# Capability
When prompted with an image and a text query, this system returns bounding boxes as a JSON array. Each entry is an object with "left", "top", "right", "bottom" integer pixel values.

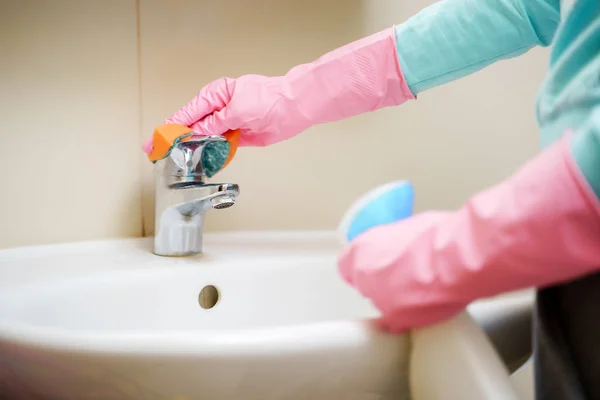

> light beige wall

[
  {"left": 0, "top": 1, "right": 142, "bottom": 249},
  {"left": 0, "top": 0, "right": 550, "bottom": 249},
  {"left": 139, "top": 0, "right": 549, "bottom": 235}
]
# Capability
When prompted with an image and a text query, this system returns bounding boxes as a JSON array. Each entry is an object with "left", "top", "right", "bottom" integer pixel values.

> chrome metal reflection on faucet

[{"left": 153, "top": 135, "right": 240, "bottom": 256}]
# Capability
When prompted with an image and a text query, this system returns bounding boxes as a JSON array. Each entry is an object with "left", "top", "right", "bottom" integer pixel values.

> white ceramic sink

[{"left": 0, "top": 231, "right": 534, "bottom": 400}]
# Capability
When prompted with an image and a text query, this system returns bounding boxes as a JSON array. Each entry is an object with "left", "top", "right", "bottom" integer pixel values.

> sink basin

[{"left": 0, "top": 231, "right": 534, "bottom": 400}]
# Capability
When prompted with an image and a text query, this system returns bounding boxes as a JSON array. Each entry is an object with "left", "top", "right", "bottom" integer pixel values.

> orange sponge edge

[{"left": 221, "top": 129, "right": 240, "bottom": 169}]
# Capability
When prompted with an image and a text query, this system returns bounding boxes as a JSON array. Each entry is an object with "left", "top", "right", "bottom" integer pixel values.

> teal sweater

[{"left": 394, "top": 0, "right": 600, "bottom": 197}]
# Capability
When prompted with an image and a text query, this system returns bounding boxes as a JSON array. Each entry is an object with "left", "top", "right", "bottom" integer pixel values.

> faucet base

[{"left": 153, "top": 211, "right": 205, "bottom": 257}]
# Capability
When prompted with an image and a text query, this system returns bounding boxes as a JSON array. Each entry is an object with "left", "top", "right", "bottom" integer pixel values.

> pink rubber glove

[
  {"left": 338, "top": 132, "right": 600, "bottom": 334},
  {"left": 142, "top": 27, "right": 414, "bottom": 153}
]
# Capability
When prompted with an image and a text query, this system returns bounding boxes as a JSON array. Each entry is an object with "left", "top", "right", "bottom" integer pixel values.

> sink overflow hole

[{"left": 198, "top": 285, "right": 219, "bottom": 309}]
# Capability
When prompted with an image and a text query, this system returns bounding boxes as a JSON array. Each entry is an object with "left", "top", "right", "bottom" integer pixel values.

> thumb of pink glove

[{"left": 142, "top": 27, "right": 414, "bottom": 153}]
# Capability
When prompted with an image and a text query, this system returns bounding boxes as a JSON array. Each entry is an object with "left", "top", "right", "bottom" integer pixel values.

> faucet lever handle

[{"left": 157, "top": 133, "right": 230, "bottom": 180}]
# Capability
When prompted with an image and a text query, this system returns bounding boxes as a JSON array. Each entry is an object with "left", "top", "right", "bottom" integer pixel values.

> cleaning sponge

[
  {"left": 146, "top": 124, "right": 240, "bottom": 178},
  {"left": 337, "top": 180, "right": 415, "bottom": 244}
]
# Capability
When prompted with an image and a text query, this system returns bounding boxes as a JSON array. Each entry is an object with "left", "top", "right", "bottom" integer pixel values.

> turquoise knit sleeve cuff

[{"left": 394, "top": 0, "right": 561, "bottom": 94}]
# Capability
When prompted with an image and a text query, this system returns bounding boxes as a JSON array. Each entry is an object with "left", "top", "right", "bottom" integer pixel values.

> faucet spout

[
  {"left": 175, "top": 183, "right": 239, "bottom": 217},
  {"left": 152, "top": 136, "right": 240, "bottom": 257}
]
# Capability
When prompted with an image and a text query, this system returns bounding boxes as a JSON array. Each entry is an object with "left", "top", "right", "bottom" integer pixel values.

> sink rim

[
  {"left": 0, "top": 230, "right": 340, "bottom": 258},
  {"left": 0, "top": 231, "right": 393, "bottom": 356},
  {"left": 0, "top": 316, "right": 387, "bottom": 357}
]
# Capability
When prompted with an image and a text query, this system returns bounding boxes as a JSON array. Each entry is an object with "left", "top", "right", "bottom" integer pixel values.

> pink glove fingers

[{"left": 189, "top": 106, "right": 231, "bottom": 138}]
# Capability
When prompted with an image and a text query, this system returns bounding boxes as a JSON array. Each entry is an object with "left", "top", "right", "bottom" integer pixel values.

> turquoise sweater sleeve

[
  {"left": 394, "top": 0, "right": 561, "bottom": 94},
  {"left": 553, "top": 0, "right": 600, "bottom": 199},
  {"left": 572, "top": 108, "right": 600, "bottom": 199}
]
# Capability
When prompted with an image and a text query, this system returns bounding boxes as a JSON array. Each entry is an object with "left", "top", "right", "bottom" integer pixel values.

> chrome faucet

[{"left": 153, "top": 135, "right": 240, "bottom": 256}]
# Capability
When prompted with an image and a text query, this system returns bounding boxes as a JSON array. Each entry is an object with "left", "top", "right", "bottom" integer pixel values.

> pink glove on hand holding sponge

[{"left": 142, "top": 27, "right": 414, "bottom": 153}]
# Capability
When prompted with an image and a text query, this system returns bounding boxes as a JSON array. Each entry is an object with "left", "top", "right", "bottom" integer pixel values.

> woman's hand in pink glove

[
  {"left": 338, "top": 135, "right": 600, "bottom": 334},
  {"left": 142, "top": 27, "right": 414, "bottom": 154},
  {"left": 338, "top": 211, "right": 469, "bottom": 334},
  {"left": 159, "top": 74, "right": 287, "bottom": 149},
  {"left": 142, "top": 74, "right": 281, "bottom": 153}
]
